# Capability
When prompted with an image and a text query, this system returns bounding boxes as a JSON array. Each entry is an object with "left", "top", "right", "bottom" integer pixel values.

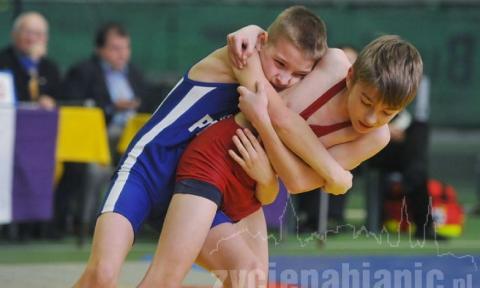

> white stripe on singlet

[
  {"left": 102, "top": 82, "right": 216, "bottom": 212},
  {"left": 152, "top": 77, "right": 184, "bottom": 116}
]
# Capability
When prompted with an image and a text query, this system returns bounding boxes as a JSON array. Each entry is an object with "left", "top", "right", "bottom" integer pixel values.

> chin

[{"left": 354, "top": 122, "right": 372, "bottom": 134}]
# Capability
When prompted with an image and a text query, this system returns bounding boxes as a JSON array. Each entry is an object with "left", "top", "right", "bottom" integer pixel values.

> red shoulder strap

[{"left": 300, "top": 79, "right": 347, "bottom": 120}]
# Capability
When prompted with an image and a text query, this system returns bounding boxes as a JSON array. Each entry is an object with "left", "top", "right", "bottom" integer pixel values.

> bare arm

[
  {"left": 244, "top": 89, "right": 389, "bottom": 194},
  {"left": 237, "top": 85, "right": 327, "bottom": 193},
  {"left": 328, "top": 125, "right": 390, "bottom": 170},
  {"left": 233, "top": 58, "right": 352, "bottom": 194}
]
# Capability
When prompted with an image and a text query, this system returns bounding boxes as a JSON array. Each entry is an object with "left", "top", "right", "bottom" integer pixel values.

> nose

[
  {"left": 364, "top": 111, "right": 378, "bottom": 126},
  {"left": 275, "top": 73, "right": 291, "bottom": 88}
]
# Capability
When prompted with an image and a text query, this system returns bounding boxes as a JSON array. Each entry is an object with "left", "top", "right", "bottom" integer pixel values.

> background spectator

[
  {"left": 62, "top": 22, "right": 151, "bottom": 161},
  {"left": 54, "top": 22, "right": 151, "bottom": 238},
  {"left": 0, "top": 11, "right": 60, "bottom": 109}
]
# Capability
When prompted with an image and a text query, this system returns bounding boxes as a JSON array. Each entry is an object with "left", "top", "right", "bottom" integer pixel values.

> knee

[
  {"left": 248, "top": 258, "right": 268, "bottom": 285},
  {"left": 75, "top": 262, "right": 118, "bottom": 288},
  {"left": 224, "top": 258, "right": 268, "bottom": 288}
]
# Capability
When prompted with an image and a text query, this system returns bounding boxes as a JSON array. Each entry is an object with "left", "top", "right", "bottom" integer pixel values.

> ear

[
  {"left": 256, "top": 32, "right": 268, "bottom": 51},
  {"left": 346, "top": 66, "right": 354, "bottom": 89}
]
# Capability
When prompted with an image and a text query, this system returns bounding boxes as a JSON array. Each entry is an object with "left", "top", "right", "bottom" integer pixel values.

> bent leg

[
  {"left": 196, "top": 209, "right": 269, "bottom": 288},
  {"left": 138, "top": 194, "right": 218, "bottom": 288},
  {"left": 73, "top": 212, "right": 134, "bottom": 288},
  {"left": 236, "top": 208, "right": 269, "bottom": 271}
]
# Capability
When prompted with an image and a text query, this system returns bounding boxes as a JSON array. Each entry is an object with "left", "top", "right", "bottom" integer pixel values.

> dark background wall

[{"left": 0, "top": 1, "right": 478, "bottom": 127}]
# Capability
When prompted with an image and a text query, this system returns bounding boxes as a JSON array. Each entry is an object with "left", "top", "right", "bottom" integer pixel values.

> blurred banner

[
  {"left": 0, "top": 107, "right": 58, "bottom": 224},
  {"left": 0, "top": 107, "right": 15, "bottom": 223},
  {"left": 0, "top": 71, "right": 15, "bottom": 106}
]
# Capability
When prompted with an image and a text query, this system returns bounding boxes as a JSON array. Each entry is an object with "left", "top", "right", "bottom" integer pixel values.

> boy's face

[
  {"left": 347, "top": 78, "right": 401, "bottom": 134},
  {"left": 259, "top": 36, "right": 314, "bottom": 91}
]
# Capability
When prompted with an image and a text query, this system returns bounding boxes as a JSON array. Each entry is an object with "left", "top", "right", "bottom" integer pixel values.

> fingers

[
  {"left": 232, "top": 134, "right": 251, "bottom": 162},
  {"left": 237, "top": 85, "right": 254, "bottom": 97},
  {"left": 236, "top": 129, "right": 256, "bottom": 156},
  {"left": 227, "top": 34, "right": 235, "bottom": 66},
  {"left": 227, "top": 34, "right": 243, "bottom": 69},
  {"left": 255, "top": 81, "right": 265, "bottom": 94},
  {"left": 242, "top": 128, "right": 261, "bottom": 151},
  {"left": 228, "top": 149, "right": 246, "bottom": 168},
  {"left": 231, "top": 129, "right": 258, "bottom": 164},
  {"left": 237, "top": 85, "right": 248, "bottom": 95},
  {"left": 242, "top": 41, "right": 255, "bottom": 67}
]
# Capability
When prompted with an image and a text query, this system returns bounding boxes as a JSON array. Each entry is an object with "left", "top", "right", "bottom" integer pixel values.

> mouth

[
  {"left": 273, "top": 84, "right": 286, "bottom": 92},
  {"left": 358, "top": 121, "right": 373, "bottom": 130}
]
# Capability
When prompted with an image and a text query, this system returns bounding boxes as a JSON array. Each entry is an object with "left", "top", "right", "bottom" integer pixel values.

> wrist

[{"left": 257, "top": 173, "right": 277, "bottom": 187}]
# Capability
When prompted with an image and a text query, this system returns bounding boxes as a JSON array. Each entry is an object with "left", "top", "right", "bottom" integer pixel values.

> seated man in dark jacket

[
  {"left": 62, "top": 22, "right": 150, "bottom": 135},
  {"left": 59, "top": 23, "right": 151, "bottom": 238}
]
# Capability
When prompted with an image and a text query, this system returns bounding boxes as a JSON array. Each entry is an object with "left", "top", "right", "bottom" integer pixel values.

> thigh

[
  {"left": 234, "top": 208, "right": 269, "bottom": 268},
  {"left": 155, "top": 194, "right": 218, "bottom": 265},
  {"left": 196, "top": 210, "right": 269, "bottom": 285},
  {"left": 139, "top": 194, "right": 219, "bottom": 286},
  {"left": 88, "top": 212, "right": 134, "bottom": 272},
  {"left": 100, "top": 171, "right": 153, "bottom": 234}
]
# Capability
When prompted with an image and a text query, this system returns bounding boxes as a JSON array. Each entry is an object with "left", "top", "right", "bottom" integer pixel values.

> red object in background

[
  {"left": 428, "top": 179, "right": 464, "bottom": 237},
  {"left": 383, "top": 178, "right": 464, "bottom": 237}
]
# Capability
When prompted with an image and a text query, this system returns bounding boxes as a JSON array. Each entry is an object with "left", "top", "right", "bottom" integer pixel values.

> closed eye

[
  {"left": 274, "top": 59, "right": 285, "bottom": 68},
  {"left": 361, "top": 99, "right": 372, "bottom": 106},
  {"left": 293, "top": 73, "right": 308, "bottom": 79},
  {"left": 361, "top": 93, "right": 373, "bottom": 106}
]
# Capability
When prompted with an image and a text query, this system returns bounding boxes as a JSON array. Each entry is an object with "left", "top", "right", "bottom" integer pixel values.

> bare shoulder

[
  {"left": 303, "top": 48, "right": 350, "bottom": 89},
  {"left": 189, "top": 47, "right": 236, "bottom": 83},
  {"left": 314, "top": 48, "right": 351, "bottom": 79},
  {"left": 323, "top": 48, "right": 351, "bottom": 65}
]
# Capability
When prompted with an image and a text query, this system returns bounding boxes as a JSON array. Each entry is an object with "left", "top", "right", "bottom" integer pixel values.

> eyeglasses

[{"left": 19, "top": 29, "right": 47, "bottom": 37}]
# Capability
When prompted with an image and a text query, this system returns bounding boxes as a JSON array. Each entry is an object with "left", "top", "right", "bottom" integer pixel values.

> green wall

[{"left": 1, "top": 2, "right": 479, "bottom": 127}]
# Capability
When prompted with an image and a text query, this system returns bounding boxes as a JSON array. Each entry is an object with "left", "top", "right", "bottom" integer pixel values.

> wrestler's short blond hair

[
  {"left": 352, "top": 35, "right": 423, "bottom": 109},
  {"left": 267, "top": 6, "right": 327, "bottom": 61}
]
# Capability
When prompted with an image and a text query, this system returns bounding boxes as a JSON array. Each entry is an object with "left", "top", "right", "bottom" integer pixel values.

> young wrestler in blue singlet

[{"left": 74, "top": 7, "right": 338, "bottom": 288}]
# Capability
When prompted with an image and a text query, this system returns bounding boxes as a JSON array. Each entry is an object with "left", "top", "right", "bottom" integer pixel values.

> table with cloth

[{"left": 0, "top": 106, "right": 109, "bottom": 230}]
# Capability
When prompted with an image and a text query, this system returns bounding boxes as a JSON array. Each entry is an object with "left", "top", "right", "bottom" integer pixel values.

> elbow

[
  {"left": 281, "top": 172, "right": 324, "bottom": 194},
  {"left": 282, "top": 178, "right": 302, "bottom": 194},
  {"left": 282, "top": 178, "right": 314, "bottom": 195}
]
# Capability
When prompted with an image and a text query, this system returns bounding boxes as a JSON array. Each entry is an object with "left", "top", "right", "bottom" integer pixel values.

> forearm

[
  {"left": 253, "top": 114, "right": 326, "bottom": 193},
  {"left": 272, "top": 111, "right": 345, "bottom": 186},
  {"left": 248, "top": 71, "right": 348, "bottom": 188},
  {"left": 233, "top": 52, "right": 348, "bottom": 193}
]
